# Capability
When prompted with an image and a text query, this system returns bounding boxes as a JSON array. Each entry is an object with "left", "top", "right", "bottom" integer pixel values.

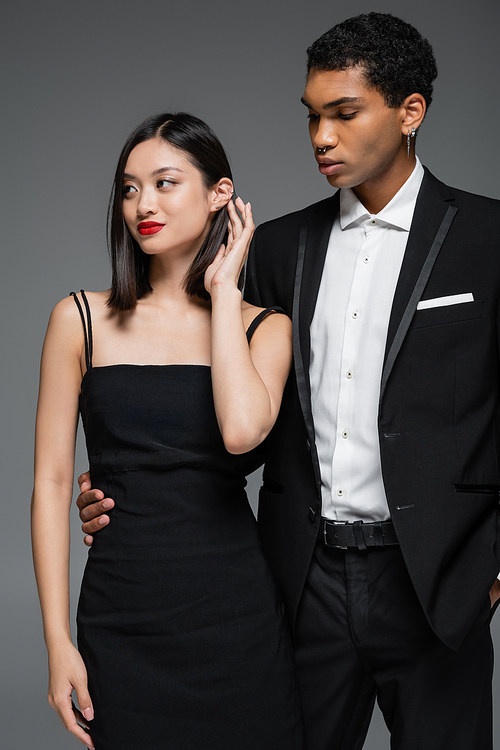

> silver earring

[{"left": 407, "top": 127, "right": 416, "bottom": 158}]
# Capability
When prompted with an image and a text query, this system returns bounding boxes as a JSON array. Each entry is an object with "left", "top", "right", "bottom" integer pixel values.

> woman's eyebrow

[
  {"left": 123, "top": 166, "right": 185, "bottom": 179},
  {"left": 152, "top": 166, "right": 185, "bottom": 176}
]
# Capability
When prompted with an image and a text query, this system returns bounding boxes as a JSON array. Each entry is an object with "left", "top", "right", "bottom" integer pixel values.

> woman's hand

[
  {"left": 489, "top": 578, "right": 500, "bottom": 608},
  {"left": 204, "top": 197, "right": 255, "bottom": 296},
  {"left": 48, "top": 642, "right": 95, "bottom": 748}
]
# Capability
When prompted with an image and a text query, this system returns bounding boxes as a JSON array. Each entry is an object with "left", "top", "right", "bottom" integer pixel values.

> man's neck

[{"left": 352, "top": 155, "right": 417, "bottom": 215}]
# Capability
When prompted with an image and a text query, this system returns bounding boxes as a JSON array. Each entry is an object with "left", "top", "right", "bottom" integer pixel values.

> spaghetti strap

[
  {"left": 70, "top": 290, "right": 93, "bottom": 371},
  {"left": 246, "top": 306, "right": 286, "bottom": 344}
]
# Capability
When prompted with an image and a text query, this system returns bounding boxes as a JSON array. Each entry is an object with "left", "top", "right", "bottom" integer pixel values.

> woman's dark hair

[
  {"left": 306, "top": 13, "right": 438, "bottom": 111},
  {"left": 107, "top": 112, "right": 232, "bottom": 311}
]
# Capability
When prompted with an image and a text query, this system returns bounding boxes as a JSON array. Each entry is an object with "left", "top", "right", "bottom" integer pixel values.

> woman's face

[{"left": 122, "top": 138, "right": 217, "bottom": 259}]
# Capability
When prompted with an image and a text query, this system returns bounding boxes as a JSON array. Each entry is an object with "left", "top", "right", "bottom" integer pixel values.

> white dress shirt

[{"left": 310, "top": 159, "right": 425, "bottom": 521}]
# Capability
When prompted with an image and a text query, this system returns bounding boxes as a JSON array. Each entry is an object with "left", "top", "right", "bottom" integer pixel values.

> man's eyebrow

[
  {"left": 300, "top": 96, "right": 363, "bottom": 110},
  {"left": 123, "top": 166, "right": 184, "bottom": 179}
]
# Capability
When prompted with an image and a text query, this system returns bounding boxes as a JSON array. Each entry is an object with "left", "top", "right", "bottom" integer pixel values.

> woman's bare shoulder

[
  {"left": 70, "top": 290, "right": 111, "bottom": 319},
  {"left": 241, "top": 300, "right": 290, "bottom": 321},
  {"left": 49, "top": 294, "right": 82, "bottom": 330},
  {"left": 42, "top": 296, "right": 84, "bottom": 367},
  {"left": 241, "top": 301, "right": 291, "bottom": 337},
  {"left": 47, "top": 290, "right": 111, "bottom": 342}
]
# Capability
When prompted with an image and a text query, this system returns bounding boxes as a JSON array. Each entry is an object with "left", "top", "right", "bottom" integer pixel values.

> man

[{"left": 77, "top": 13, "right": 500, "bottom": 749}]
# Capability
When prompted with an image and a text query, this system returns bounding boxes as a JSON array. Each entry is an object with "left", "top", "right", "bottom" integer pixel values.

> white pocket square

[{"left": 417, "top": 293, "right": 474, "bottom": 311}]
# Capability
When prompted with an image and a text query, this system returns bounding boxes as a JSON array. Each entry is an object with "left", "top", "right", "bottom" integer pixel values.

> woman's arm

[
  {"left": 31, "top": 296, "right": 95, "bottom": 748},
  {"left": 205, "top": 199, "right": 292, "bottom": 454}
]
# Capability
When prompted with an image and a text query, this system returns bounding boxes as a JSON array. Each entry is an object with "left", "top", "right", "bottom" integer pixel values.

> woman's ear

[{"left": 210, "top": 178, "right": 234, "bottom": 213}]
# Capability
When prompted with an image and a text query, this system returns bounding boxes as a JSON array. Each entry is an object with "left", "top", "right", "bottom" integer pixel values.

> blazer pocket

[
  {"left": 412, "top": 300, "right": 483, "bottom": 329},
  {"left": 261, "top": 477, "right": 285, "bottom": 494},
  {"left": 453, "top": 483, "right": 500, "bottom": 496}
]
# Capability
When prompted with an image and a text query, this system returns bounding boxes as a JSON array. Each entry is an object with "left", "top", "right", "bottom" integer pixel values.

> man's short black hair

[{"left": 307, "top": 13, "right": 438, "bottom": 110}]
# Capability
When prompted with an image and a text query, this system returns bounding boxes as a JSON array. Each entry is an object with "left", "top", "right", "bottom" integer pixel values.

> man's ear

[
  {"left": 210, "top": 178, "right": 234, "bottom": 213},
  {"left": 401, "top": 93, "right": 426, "bottom": 136}
]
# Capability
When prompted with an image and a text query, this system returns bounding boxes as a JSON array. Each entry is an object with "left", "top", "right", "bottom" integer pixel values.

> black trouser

[{"left": 294, "top": 542, "right": 494, "bottom": 750}]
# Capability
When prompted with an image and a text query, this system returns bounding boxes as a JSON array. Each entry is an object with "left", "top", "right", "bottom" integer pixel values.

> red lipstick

[{"left": 137, "top": 221, "right": 165, "bottom": 236}]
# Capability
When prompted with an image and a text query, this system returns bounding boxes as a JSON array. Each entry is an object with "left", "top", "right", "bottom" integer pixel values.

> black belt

[{"left": 320, "top": 518, "right": 399, "bottom": 551}]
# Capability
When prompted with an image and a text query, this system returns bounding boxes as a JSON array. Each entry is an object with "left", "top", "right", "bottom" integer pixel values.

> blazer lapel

[
  {"left": 292, "top": 193, "right": 339, "bottom": 486},
  {"left": 380, "top": 169, "right": 458, "bottom": 401}
]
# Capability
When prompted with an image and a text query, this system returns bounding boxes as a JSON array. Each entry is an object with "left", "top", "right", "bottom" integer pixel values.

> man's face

[{"left": 302, "top": 66, "right": 407, "bottom": 192}]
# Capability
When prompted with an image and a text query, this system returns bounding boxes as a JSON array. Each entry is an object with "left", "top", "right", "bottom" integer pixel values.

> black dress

[{"left": 71, "top": 292, "right": 304, "bottom": 750}]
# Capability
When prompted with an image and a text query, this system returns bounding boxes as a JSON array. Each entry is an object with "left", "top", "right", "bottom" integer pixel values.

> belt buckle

[{"left": 324, "top": 520, "right": 348, "bottom": 549}]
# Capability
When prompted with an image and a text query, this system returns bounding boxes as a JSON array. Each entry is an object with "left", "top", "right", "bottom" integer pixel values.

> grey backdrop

[{"left": 2, "top": 0, "right": 499, "bottom": 747}]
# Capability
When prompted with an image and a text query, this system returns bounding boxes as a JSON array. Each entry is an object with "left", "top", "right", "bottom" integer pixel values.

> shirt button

[
  {"left": 352, "top": 311, "right": 359, "bottom": 319},
  {"left": 337, "top": 488, "right": 344, "bottom": 497},
  {"left": 342, "top": 430, "right": 348, "bottom": 439},
  {"left": 346, "top": 370, "right": 353, "bottom": 379},
  {"left": 363, "top": 256, "right": 370, "bottom": 263},
  {"left": 370, "top": 219, "right": 377, "bottom": 225}
]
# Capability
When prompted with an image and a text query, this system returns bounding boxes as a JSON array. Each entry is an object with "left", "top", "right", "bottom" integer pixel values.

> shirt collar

[{"left": 339, "top": 157, "right": 425, "bottom": 231}]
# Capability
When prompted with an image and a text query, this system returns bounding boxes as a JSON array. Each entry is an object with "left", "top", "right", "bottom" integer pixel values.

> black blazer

[{"left": 245, "top": 167, "right": 500, "bottom": 650}]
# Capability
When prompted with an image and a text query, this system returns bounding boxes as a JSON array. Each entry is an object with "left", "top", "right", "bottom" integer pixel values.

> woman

[{"left": 31, "top": 113, "right": 303, "bottom": 749}]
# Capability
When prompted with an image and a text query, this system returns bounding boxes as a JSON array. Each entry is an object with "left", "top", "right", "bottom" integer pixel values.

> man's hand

[
  {"left": 76, "top": 472, "right": 114, "bottom": 547},
  {"left": 489, "top": 578, "right": 500, "bottom": 609}
]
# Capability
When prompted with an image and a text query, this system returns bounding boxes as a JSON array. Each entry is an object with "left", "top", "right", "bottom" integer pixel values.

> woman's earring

[{"left": 407, "top": 127, "right": 416, "bottom": 158}]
